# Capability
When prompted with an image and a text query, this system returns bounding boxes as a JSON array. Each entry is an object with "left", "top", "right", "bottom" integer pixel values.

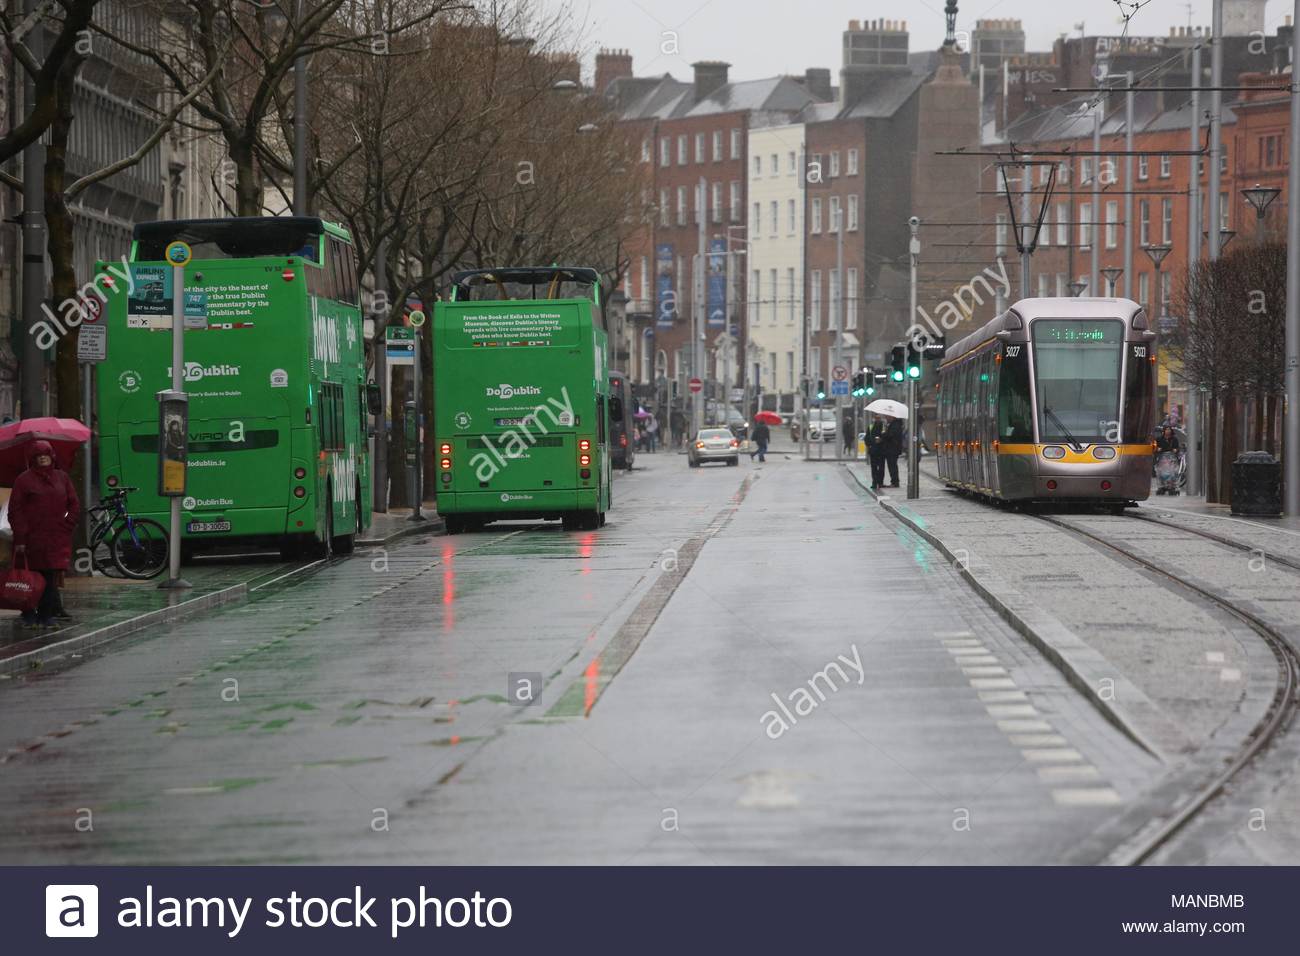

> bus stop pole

[
  {"left": 161, "top": 262, "right": 190, "bottom": 589},
  {"left": 409, "top": 325, "right": 425, "bottom": 522},
  {"left": 82, "top": 363, "right": 92, "bottom": 508},
  {"left": 908, "top": 219, "right": 920, "bottom": 500}
]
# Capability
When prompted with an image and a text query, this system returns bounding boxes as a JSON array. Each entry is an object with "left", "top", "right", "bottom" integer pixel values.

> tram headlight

[
  {"left": 1042, "top": 446, "right": 1067, "bottom": 460},
  {"left": 1092, "top": 446, "right": 1117, "bottom": 460}
]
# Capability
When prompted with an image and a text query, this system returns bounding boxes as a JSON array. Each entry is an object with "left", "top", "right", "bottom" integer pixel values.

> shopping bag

[{"left": 0, "top": 552, "right": 45, "bottom": 612}]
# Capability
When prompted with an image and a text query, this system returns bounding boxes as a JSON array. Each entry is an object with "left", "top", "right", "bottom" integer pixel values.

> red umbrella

[
  {"left": 753, "top": 410, "right": 782, "bottom": 426},
  {"left": 0, "top": 417, "right": 91, "bottom": 485}
]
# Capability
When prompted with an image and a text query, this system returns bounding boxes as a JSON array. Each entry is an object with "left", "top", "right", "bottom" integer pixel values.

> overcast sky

[{"left": 547, "top": 0, "right": 1294, "bottom": 83}]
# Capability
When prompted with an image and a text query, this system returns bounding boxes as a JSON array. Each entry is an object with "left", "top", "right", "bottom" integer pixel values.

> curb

[
  {"left": 844, "top": 464, "right": 1187, "bottom": 763},
  {"left": 0, "top": 582, "right": 249, "bottom": 677},
  {"left": 358, "top": 514, "right": 444, "bottom": 548}
]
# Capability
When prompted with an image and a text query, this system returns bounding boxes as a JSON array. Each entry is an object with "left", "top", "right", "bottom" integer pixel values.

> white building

[{"left": 746, "top": 123, "right": 805, "bottom": 417}]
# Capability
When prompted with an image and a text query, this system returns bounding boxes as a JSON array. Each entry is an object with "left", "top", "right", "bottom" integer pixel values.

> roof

[
  {"left": 609, "top": 73, "right": 821, "bottom": 122},
  {"left": 796, "top": 71, "right": 928, "bottom": 124},
  {"left": 1000, "top": 90, "right": 1235, "bottom": 148}
]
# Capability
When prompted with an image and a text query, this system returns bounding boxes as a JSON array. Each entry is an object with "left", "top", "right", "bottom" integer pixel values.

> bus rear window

[{"left": 134, "top": 218, "right": 322, "bottom": 263}]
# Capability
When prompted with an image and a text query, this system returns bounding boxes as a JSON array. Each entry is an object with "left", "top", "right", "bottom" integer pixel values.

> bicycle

[{"left": 87, "top": 486, "right": 170, "bottom": 579}]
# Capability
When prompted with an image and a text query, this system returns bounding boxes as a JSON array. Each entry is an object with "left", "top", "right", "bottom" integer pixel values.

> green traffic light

[
  {"left": 891, "top": 370, "right": 904, "bottom": 382},
  {"left": 817, "top": 391, "right": 826, "bottom": 400},
  {"left": 866, "top": 386, "right": 875, "bottom": 396},
  {"left": 908, "top": 366, "right": 921, "bottom": 379}
]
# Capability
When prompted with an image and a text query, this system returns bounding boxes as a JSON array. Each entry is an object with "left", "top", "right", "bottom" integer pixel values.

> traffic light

[
  {"left": 906, "top": 343, "right": 922, "bottom": 379},
  {"left": 890, "top": 346, "right": 905, "bottom": 382},
  {"left": 851, "top": 372, "right": 865, "bottom": 397},
  {"left": 816, "top": 378, "right": 826, "bottom": 400}
]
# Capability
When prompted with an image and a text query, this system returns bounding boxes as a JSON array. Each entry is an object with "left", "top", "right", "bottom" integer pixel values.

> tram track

[{"left": 1029, "top": 511, "right": 1300, "bottom": 865}]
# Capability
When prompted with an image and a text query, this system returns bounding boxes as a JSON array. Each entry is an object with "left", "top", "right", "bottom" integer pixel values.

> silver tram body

[{"left": 935, "top": 298, "right": 1157, "bottom": 504}]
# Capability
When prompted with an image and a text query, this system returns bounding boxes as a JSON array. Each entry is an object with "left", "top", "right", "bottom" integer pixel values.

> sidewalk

[{"left": 0, "top": 508, "right": 441, "bottom": 678}]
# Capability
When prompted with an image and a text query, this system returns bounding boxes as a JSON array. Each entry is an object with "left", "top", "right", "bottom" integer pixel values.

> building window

[
  {"left": 789, "top": 151, "right": 797, "bottom": 175},
  {"left": 1159, "top": 154, "right": 1171, "bottom": 177},
  {"left": 1039, "top": 164, "right": 1050, "bottom": 185},
  {"left": 811, "top": 197, "right": 822, "bottom": 233},
  {"left": 829, "top": 151, "right": 840, "bottom": 178},
  {"left": 660, "top": 188, "right": 670, "bottom": 227},
  {"left": 1056, "top": 273, "right": 1066, "bottom": 296},
  {"left": 846, "top": 268, "right": 858, "bottom": 329},
  {"left": 641, "top": 139, "right": 651, "bottom": 163},
  {"left": 693, "top": 133, "right": 704, "bottom": 163},
  {"left": 1219, "top": 150, "right": 1228, "bottom": 173},
  {"left": 751, "top": 270, "right": 761, "bottom": 324},
  {"left": 1161, "top": 270, "right": 1171, "bottom": 310},
  {"left": 1139, "top": 272, "right": 1150, "bottom": 308},
  {"left": 712, "top": 131, "right": 722, "bottom": 161},
  {"left": 660, "top": 138, "right": 671, "bottom": 167},
  {"left": 1137, "top": 155, "right": 1148, "bottom": 179},
  {"left": 847, "top": 194, "right": 859, "bottom": 231},
  {"left": 729, "top": 181, "right": 741, "bottom": 222},
  {"left": 753, "top": 202, "right": 762, "bottom": 236},
  {"left": 1080, "top": 157, "right": 1092, "bottom": 184},
  {"left": 771, "top": 153, "right": 779, "bottom": 175},
  {"left": 811, "top": 271, "right": 821, "bottom": 330},
  {"left": 770, "top": 269, "right": 779, "bottom": 323},
  {"left": 786, "top": 352, "right": 795, "bottom": 390},
  {"left": 788, "top": 198, "right": 796, "bottom": 233},
  {"left": 1161, "top": 198, "right": 1172, "bottom": 244},
  {"left": 1038, "top": 273, "right": 1050, "bottom": 297},
  {"left": 787, "top": 268, "right": 796, "bottom": 323},
  {"left": 1139, "top": 200, "right": 1150, "bottom": 246},
  {"left": 1057, "top": 160, "right": 1070, "bottom": 184},
  {"left": 1039, "top": 209, "right": 1051, "bottom": 247},
  {"left": 677, "top": 135, "right": 688, "bottom": 165},
  {"left": 677, "top": 186, "right": 687, "bottom": 225},
  {"left": 754, "top": 154, "right": 762, "bottom": 176},
  {"left": 639, "top": 256, "right": 648, "bottom": 303},
  {"left": 847, "top": 149, "right": 859, "bottom": 176},
  {"left": 1219, "top": 191, "right": 1228, "bottom": 229},
  {"left": 829, "top": 196, "right": 841, "bottom": 232},
  {"left": 770, "top": 200, "right": 778, "bottom": 236},
  {"left": 996, "top": 213, "right": 1007, "bottom": 249},
  {"left": 1105, "top": 200, "right": 1118, "bottom": 249},
  {"left": 1079, "top": 201, "right": 1092, "bottom": 248},
  {"left": 730, "top": 129, "right": 741, "bottom": 159},
  {"left": 711, "top": 182, "right": 722, "bottom": 223},
  {"left": 1055, "top": 202, "right": 1068, "bottom": 246}
]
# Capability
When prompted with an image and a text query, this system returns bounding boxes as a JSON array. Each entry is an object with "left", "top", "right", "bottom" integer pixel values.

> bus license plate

[{"left": 187, "top": 520, "right": 231, "bottom": 533}]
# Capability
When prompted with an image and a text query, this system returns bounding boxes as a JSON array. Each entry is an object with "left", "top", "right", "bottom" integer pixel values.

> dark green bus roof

[
  {"left": 132, "top": 217, "right": 351, "bottom": 262},
  {"left": 450, "top": 267, "right": 601, "bottom": 302}
]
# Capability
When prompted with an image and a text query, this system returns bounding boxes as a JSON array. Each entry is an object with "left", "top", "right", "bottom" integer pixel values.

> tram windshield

[{"left": 1031, "top": 319, "right": 1124, "bottom": 444}]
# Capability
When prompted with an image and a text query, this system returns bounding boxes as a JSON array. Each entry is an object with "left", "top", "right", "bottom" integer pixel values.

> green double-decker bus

[
  {"left": 95, "top": 216, "right": 373, "bottom": 557},
  {"left": 433, "top": 267, "right": 612, "bottom": 533}
]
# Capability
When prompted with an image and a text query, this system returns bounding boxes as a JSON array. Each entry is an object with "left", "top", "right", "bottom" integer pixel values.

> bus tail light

[
  {"left": 1046, "top": 480, "right": 1058, "bottom": 491},
  {"left": 579, "top": 454, "right": 591, "bottom": 467},
  {"left": 620, "top": 434, "right": 628, "bottom": 447},
  {"left": 580, "top": 469, "right": 591, "bottom": 480},
  {"left": 440, "top": 458, "right": 452, "bottom": 470},
  {"left": 579, "top": 439, "right": 591, "bottom": 452},
  {"left": 293, "top": 486, "right": 306, "bottom": 498},
  {"left": 281, "top": 268, "right": 296, "bottom": 282},
  {"left": 1101, "top": 480, "right": 1113, "bottom": 491},
  {"left": 294, "top": 466, "right": 307, "bottom": 479},
  {"left": 106, "top": 475, "right": 119, "bottom": 487},
  {"left": 439, "top": 443, "right": 452, "bottom": 455}
]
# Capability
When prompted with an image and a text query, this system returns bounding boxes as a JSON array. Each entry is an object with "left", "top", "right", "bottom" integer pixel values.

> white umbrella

[{"left": 865, "top": 399, "right": 907, "bottom": 419}]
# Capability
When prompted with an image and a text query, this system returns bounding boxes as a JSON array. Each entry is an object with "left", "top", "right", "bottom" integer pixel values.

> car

[
  {"left": 688, "top": 428, "right": 740, "bottom": 467},
  {"left": 805, "top": 409, "right": 838, "bottom": 443}
]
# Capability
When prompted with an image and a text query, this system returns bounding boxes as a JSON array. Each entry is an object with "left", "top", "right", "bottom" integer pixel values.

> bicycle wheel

[
  {"left": 110, "top": 518, "right": 170, "bottom": 579},
  {"left": 90, "top": 525, "right": 123, "bottom": 577}
]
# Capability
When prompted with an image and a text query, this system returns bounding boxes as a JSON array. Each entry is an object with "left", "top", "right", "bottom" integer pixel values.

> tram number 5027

[
  {"left": 1004, "top": 346, "right": 1022, "bottom": 358},
  {"left": 1132, "top": 345, "right": 1147, "bottom": 358}
]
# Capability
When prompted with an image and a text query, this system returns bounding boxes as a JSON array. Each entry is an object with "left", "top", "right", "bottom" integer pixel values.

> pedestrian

[
  {"left": 883, "top": 414, "right": 904, "bottom": 487},
  {"left": 841, "top": 413, "right": 855, "bottom": 458},
  {"left": 867, "top": 415, "right": 887, "bottom": 489},
  {"left": 670, "top": 409, "right": 685, "bottom": 448},
  {"left": 645, "top": 414, "right": 659, "bottom": 453},
  {"left": 7, "top": 440, "right": 80, "bottom": 627},
  {"left": 749, "top": 420, "right": 770, "bottom": 462},
  {"left": 632, "top": 423, "right": 642, "bottom": 452}
]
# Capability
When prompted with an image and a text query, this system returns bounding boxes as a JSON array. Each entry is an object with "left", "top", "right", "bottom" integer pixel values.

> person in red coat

[{"left": 8, "top": 440, "right": 80, "bottom": 627}]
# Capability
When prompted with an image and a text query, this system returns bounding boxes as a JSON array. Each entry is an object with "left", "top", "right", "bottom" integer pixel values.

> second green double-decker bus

[
  {"left": 95, "top": 216, "right": 373, "bottom": 558},
  {"left": 433, "top": 267, "right": 611, "bottom": 533}
]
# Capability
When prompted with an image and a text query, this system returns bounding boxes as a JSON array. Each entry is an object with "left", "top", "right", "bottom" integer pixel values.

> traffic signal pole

[{"left": 908, "top": 219, "right": 920, "bottom": 500}]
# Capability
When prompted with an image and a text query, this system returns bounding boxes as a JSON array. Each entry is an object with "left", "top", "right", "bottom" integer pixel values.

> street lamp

[
  {"left": 1203, "top": 228, "right": 1236, "bottom": 250},
  {"left": 1144, "top": 244, "right": 1173, "bottom": 330},
  {"left": 1100, "top": 266, "right": 1123, "bottom": 297},
  {"left": 1241, "top": 183, "right": 1282, "bottom": 243},
  {"left": 1067, "top": 280, "right": 1088, "bottom": 297}
]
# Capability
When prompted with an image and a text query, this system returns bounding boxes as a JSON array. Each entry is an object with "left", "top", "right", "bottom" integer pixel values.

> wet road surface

[{"left": 0, "top": 452, "right": 1160, "bottom": 863}]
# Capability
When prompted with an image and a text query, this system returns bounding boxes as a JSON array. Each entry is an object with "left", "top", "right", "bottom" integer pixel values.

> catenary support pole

[
  {"left": 1208, "top": 3, "right": 1223, "bottom": 262},
  {"left": 1091, "top": 105, "right": 1100, "bottom": 295},
  {"left": 694, "top": 178, "right": 706, "bottom": 437},
  {"left": 1124, "top": 72, "right": 1135, "bottom": 299},
  {"left": 1285, "top": 0, "right": 1300, "bottom": 515},
  {"left": 1020, "top": 160, "right": 1032, "bottom": 298},
  {"left": 1186, "top": 47, "right": 1202, "bottom": 497},
  {"left": 908, "top": 218, "right": 920, "bottom": 500},
  {"left": 373, "top": 236, "right": 389, "bottom": 513}
]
